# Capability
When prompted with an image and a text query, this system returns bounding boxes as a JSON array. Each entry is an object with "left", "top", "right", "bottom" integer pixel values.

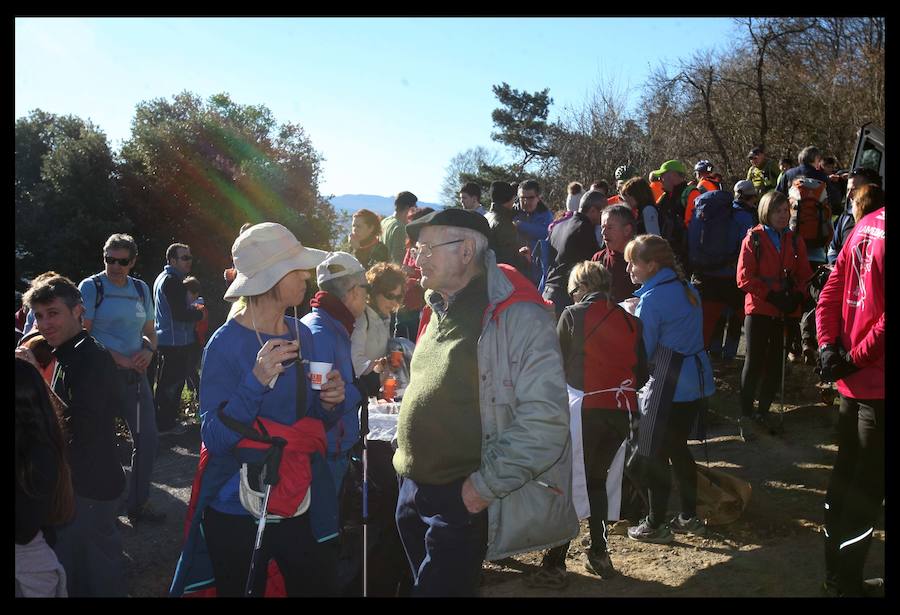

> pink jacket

[{"left": 815, "top": 207, "right": 884, "bottom": 399}]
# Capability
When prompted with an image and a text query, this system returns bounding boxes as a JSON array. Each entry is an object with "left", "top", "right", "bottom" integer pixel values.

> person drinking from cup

[{"left": 170, "top": 223, "right": 349, "bottom": 597}]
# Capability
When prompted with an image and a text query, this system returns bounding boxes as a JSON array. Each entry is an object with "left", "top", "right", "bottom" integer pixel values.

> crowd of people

[{"left": 14, "top": 142, "right": 884, "bottom": 598}]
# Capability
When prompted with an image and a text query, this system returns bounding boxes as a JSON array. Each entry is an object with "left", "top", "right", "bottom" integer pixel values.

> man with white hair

[
  {"left": 301, "top": 252, "right": 366, "bottom": 490},
  {"left": 393, "top": 209, "right": 578, "bottom": 596}
]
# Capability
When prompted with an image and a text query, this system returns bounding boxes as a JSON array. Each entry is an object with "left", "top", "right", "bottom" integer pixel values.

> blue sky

[{"left": 15, "top": 17, "right": 739, "bottom": 203}]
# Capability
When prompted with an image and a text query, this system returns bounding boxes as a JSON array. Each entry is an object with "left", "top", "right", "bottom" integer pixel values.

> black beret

[{"left": 405, "top": 208, "right": 491, "bottom": 243}]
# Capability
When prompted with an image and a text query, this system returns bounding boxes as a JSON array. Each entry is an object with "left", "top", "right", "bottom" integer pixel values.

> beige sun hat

[{"left": 223, "top": 223, "right": 329, "bottom": 302}]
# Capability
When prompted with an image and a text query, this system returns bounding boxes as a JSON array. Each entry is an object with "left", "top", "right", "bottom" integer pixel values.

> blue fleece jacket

[
  {"left": 153, "top": 265, "right": 201, "bottom": 347},
  {"left": 634, "top": 268, "right": 715, "bottom": 402}
]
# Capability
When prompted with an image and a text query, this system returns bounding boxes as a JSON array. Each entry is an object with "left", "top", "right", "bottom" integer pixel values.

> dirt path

[{"left": 118, "top": 359, "right": 884, "bottom": 597}]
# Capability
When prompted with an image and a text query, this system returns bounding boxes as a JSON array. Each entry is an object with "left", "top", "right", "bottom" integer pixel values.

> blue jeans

[
  {"left": 395, "top": 476, "right": 488, "bottom": 597},
  {"left": 52, "top": 495, "right": 126, "bottom": 597},
  {"left": 118, "top": 370, "right": 159, "bottom": 512}
]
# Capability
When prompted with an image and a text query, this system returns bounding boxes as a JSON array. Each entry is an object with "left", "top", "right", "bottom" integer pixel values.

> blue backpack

[{"left": 689, "top": 190, "right": 740, "bottom": 272}]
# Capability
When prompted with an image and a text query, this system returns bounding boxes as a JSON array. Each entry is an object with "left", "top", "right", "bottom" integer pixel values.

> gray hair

[
  {"left": 441, "top": 226, "right": 489, "bottom": 263},
  {"left": 799, "top": 146, "right": 820, "bottom": 166},
  {"left": 320, "top": 271, "right": 367, "bottom": 301},
  {"left": 579, "top": 189, "right": 608, "bottom": 214},
  {"left": 104, "top": 233, "right": 138, "bottom": 260},
  {"left": 601, "top": 204, "right": 635, "bottom": 230}
]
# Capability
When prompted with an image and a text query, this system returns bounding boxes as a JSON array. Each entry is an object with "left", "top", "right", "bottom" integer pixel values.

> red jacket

[
  {"left": 815, "top": 208, "right": 884, "bottom": 399},
  {"left": 736, "top": 225, "right": 813, "bottom": 318}
]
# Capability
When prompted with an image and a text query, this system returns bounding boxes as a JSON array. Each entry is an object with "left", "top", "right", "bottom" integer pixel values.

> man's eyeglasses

[
  {"left": 383, "top": 292, "right": 404, "bottom": 302},
  {"left": 179, "top": 255, "right": 194, "bottom": 262},
  {"left": 104, "top": 255, "right": 133, "bottom": 266},
  {"left": 409, "top": 239, "right": 465, "bottom": 260}
]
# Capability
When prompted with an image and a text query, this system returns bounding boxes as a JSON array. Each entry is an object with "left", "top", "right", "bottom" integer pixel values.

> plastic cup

[{"left": 309, "top": 361, "right": 332, "bottom": 390}]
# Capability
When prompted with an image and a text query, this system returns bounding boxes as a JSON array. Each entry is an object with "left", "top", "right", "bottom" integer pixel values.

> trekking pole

[
  {"left": 134, "top": 376, "right": 141, "bottom": 524},
  {"left": 361, "top": 399, "right": 370, "bottom": 597},
  {"left": 779, "top": 315, "right": 788, "bottom": 434},
  {"left": 245, "top": 439, "right": 286, "bottom": 597}
]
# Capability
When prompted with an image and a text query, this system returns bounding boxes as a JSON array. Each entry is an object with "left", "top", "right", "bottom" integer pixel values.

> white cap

[{"left": 316, "top": 251, "right": 365, "bottom": 286}]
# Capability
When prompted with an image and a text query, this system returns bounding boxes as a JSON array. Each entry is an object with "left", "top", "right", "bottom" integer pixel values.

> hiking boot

[
  {"left": 627, "top": 518, "right": 674, "bottom": 544},
  {"left": 670, "top": 514, "right": 707, "bottom": 536},
  {"left": 584, "top": 550, "right": 618, "bottom": 579},
  {"left": 524, "top": 566, "right": 569, "bottom": 590},
  {"left": 128, "top": 502, "right": 167, "bottom": 525}
]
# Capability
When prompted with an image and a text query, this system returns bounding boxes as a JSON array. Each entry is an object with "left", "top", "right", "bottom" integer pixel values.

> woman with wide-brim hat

[{"left": 170, "top": 222, "right": 351, "bottom": 597}]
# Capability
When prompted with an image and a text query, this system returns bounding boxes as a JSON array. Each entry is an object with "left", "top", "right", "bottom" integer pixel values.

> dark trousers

[
  {"left": 52, "top": 495, "right": 126, "bottom": 597},
  {"left": 116, "top": 369, "right": 158, "bottom": 512},
  {"left": 646, "top": 401, "right": 700, "bottom": 526},
  {"left": 203, "top": 507, "right": 339, "bottom": 597},
  {"left": 740, "top": 314, "right": 794, "bottom": 417},
  {"left": 395, "top": 476, "right": 488, "bottom": 597},
  {"left": 154, "top": 345, "right": 192, "bottom": 431},
  {"left": 824, "top": 397, "right": 885, "bottom": 595},
  {"left": 543, "top": 410, "right": 630, "bottom": 568}
]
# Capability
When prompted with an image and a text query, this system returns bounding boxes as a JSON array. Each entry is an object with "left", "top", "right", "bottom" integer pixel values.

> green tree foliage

[
  {"left": 438, "top": 146, "right": 503, "bottom": 208},
  {"left": 15, "top": 110, "right": 129, "bottom": 287},
  {"left": 490, "top": 83, "right": 555, "bottom": 172},
  {"left": 118, "top": 92, "right": 337, "bottom": 327}
]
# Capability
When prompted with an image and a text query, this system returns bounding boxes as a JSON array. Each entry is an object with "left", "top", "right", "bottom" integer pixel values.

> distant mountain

[{"left": 329, "top": 194, "right": 443, "bottom": 217}]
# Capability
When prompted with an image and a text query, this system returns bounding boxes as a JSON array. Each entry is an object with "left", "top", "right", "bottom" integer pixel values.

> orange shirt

[{"left": 650, "top": 180, "right": 665, "bottom": 203}]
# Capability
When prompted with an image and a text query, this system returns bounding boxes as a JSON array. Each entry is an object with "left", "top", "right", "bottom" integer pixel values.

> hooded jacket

[
  {"left": 816, "top": 208, "right": 884, "bottom": 399},
  {"left": 415, "top": 252, "right": 579, "bottom": 560},
  {"left": 736, "top": 225, "right": 813, "bottom": 318}
]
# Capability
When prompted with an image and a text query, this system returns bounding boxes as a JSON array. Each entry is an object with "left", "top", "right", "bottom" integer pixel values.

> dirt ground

[{"left": 118, "top": 356, "right": 885, "bottom": 598}]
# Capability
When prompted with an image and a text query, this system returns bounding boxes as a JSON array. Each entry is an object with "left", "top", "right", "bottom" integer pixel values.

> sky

[{"left": 15, "top": 17, "right": 739, "bottom": 203}]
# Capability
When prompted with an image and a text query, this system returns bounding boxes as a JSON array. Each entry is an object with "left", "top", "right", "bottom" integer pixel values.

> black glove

[
  {"left": 817, "top": 343, "right": 860, "bottom": 383},
  {"left": 784, "top": 291, "right": 804, "bottom": 314},
  {"left": 766, "top": 290, "right": 791, "bottom": 313}
]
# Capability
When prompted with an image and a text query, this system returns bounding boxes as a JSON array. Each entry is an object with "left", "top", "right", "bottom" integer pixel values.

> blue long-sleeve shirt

[
  {"left": 634, "top": 268, "right": 715, "bottom": 402},
  {"left": 199, "top": 316, "right": 348, "bottom": 514}
]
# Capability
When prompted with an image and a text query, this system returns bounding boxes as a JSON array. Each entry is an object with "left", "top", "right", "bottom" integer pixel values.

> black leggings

[
  {"left": 203, "top": 506, "right": 338, "bottom": 597},
  {"left": 542, "top": 411, "right": 630, "bottom": 567},
  {"left": 646, "top": 401, "right": 700, "bottom": 526},
  {"left": 740, "top": 314, "right": 796, "bottom": 417},
  {"left": 824, "top": 397, "right": 885, "bottom": 594}
]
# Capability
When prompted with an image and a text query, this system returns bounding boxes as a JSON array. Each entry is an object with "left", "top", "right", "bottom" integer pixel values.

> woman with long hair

[
  {"left": 350, "top": 209, "right": 390, "bottom": 269},
  {"left": 15, "top": 357, "right": 75, "bottom": 597},
  {"left": 623, "top": 235, "right": 714, "bottom": 544}
]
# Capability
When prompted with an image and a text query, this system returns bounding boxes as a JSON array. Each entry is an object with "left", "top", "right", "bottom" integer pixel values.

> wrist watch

[{"left": 142, "top": 338, "right": 156, "bottom": 353}]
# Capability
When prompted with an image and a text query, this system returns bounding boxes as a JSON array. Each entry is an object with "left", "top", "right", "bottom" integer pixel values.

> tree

[
  {"left": 15, "top": 110, "right": 129, "bottom": 287},
  {"left": 490, "top": 83, "right": 555, "bottom": 172},
  {"left": 438, "top": 146, "right": 503, "bottom": 208},
  {"left": 118, "top": 91, "right": 336, "bottom": 329}
]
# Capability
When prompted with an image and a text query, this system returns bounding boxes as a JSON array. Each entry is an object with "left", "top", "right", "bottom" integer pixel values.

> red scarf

[{"left": 310, "top": 291, "right": 356, "bottom": 335}]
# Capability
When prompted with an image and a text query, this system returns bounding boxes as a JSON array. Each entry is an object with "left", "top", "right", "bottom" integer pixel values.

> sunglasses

[
  {"left": 104, "top": 255, "right": 133, "bottom": 266},
  {"left": 383, "top": 292, "right": 404, "bottom": 302},
  {"left": 178, "top": 255, "right": 194, "bottom": 262}
]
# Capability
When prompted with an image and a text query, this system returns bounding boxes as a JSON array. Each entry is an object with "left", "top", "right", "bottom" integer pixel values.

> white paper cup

[{"left": 309, "top": 361, "right": 332, "bottom": 390}]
